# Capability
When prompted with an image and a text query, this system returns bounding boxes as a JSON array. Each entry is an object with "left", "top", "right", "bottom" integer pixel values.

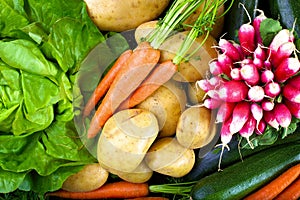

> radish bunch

[{"left": 197, "top": 13, "right": 300, "bottom": 149}]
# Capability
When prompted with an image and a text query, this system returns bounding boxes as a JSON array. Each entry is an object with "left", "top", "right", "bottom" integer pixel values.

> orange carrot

[
  {"left": 82, "top": 49, "right": 132, "bottom": 117},
  {"left": 47, "top": 181, "right": 149, "bottom": 199},
  {"left": 244, "top": 163, "right": 300, "bottom": 200},
  {"left": 87, "top": 42, "right": 160, "bottom": 138},
  {"left": 118, "top": 60, "right": 177, "bottom": 110},
  {"left": 274, "top": 177, "right": 300, "bottom": 200},
  {"left": 125, "top": 197, "right": 169, "bottom": 200}
]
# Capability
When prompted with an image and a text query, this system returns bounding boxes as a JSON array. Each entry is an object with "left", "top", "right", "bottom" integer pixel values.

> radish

[
  {"left": 203, "top": 98, "right": 222, "bottom": 109},
  {"left": 218, "top": 39, "right": 241, "bottom": 61},
  {"left": 230, "top": 68, "right": 241, "bottom": 80},
  {"left": 261, "top": 70, "right": 274, "bottom": 84},
  {"left": 272, "top": 42, "right": 296, "bottom": 68},
  {"left": 238, "top": 23, "right": 255, "bottom": 56},
  {"left": 273, "top": 103, "right": 292, "bottom": 128},
  {"left": 215, "top": 102, "right": 236, "bottom": 123},
  {"left": 248, "top": 85, "right": 265, "bottom": 102},
  {"left": 253, "top": 11, "right": 267, "bottom": 45},
  {"left": 218, "top": 53, "right": 233, "bottom": 78},
  {"left": 207, "top": 89, "right": 220, "bottom": 99},
  {"left": 208, "top": 76, "right": 222, "bottom": 88},
  {"left": 253, "top": 57, "right": 264, "bottom": 69},
  {"left": 262, "top": 99, "right": 275, "bottom": 111},
  {"left": 250, "top": 103, "right": 263, "bottom": 126},
  {"left": 255, "top": 120, "right": 266, "bottom": 135},
  {"left": 196, "top": 79, "right": 213, "bottom": 92},
  {"left": 264, "top": 82, "right": 281, "bottom": 98},
  {"left": 239, "top": 115, "right": 256, "bottom": 149},
  {"left": 284, "top": 99, "right": 300, "bottom": 119},
  {"left": 263, "top": 110, "right": 279, "bottom": 130},
  {"left": 209, "top": 60, "right": 223, "bottom": 76},
  {"left": 217, "top": 80, "right": 248, "bottom": 102},
  {"left": 240, "top": 63, "right": 260, "bottom": 85},
  {"left": 269, "top": 29, "right": 294, "bottom": 59},
  {"left": 285, "top": 75, "right": 300, "bottom": 88},
  {"left": 274, "top": 57, "right": 300, "bottom": 83},
  {"left": 254, "top": 45, "right": 266, "bottom": 61},
  {"left": 282, "top": 83, "right": 300, "bottom": 103},
  {"left": 229, "top": 101, "right": 250, "bottom": 134}
]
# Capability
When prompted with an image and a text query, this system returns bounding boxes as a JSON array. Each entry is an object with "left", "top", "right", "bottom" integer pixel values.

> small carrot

[
  {"left": 244, "top": 163, "right": 300, "bottom": 200},
  {"left": 82, "top": 49, "right": 133, "bottom": 117},
  {"left": 118, "top": 60, "right": 177, "bottom": 110},
  {"left": 274, "top": 177, "right": 300, "bottom": 200},
  {"left": 47, "top": 181, "right": 149, "bottom": 199},
  {"left": 87, "top": 42, "right": 160, "bottom": 138},
  {"left": 125, "top": 197, "right": 169, "bottom": 200}
]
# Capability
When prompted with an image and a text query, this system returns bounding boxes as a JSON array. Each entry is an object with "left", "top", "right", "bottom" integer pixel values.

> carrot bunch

[{"left": 83, "top": 42, "right": 177, "bottom": 138}]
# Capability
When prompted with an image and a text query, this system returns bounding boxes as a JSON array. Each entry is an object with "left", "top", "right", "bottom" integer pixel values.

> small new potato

[
  {"left": 61, "top": 163, "right": 109, "bottom": 192},
  {"left": 97, "top": 109, "right": 159, "bottom": 173},
  {"left": 84, "top": 0, "right": 170, "bottom": 32},
  {"left": 135, "top": 20, "right": 159, "bottom": 43},
  {"left": 176, "top": 106, "right": 216, "bottom": 149},
  {"left": 136, "top": 80, "right": 187, "bottom": 138},
  {"left": 145, "top": 137, "right": 195, "bottom": 177}
]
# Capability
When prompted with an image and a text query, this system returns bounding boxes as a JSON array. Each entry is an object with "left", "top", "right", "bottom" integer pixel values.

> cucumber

[
  {"left": 268, "top": 0, "right": 300, "bottom": 38},
  {"left": 190, "top": 142, "right": 300, "bottom": 200},
  {"left": 183, "top": 132, "right": 300, "bottom": 182}
]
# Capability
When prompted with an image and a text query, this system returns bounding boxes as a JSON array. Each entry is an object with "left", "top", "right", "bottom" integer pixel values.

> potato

[
  {"left": 159, "top": 31, "right": 217, "bottom": 82},
  {"left": 97, "top": 109, "right": 159, "bottom": 173},
  {"left": 145, "top": 137, "right": 195, "bottom": 177},
  {"left": 84, "top": 0, "right": 170, "bottom": 32},
  {"left": 176, "top": 106, "right": 216, "bottom": 149},
  {"left": 183, "top": 3, "right": 225, "bottom": 38},
  {"left": 135, "top": 20, "right": 159, "bottom": 43},
  {"left": 61, "top": 163, "right": 109, "bottom": 192},
  {"left": 187, "top": 82, "right": 206, "bottom": 104},
  {"left": 136, "top": 80, "right": 187, "bottom": 138},
  {"left": 116, "top": 160, "right": 153, "bottom": 183}
]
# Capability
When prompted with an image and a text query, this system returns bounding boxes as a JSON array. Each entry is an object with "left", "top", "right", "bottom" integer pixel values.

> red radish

[
  {"left": 215, "top": 102, "right": 236, "bottom": 123},
  {"left": 238, "top": 23, "right": 255, "bottom": 56},
  {"left": 282, "top": 83, "right": 300, "bottom": 103},
  {"left": 240, "top": 58, "right": 253, "bottom": 66},
  {"left": 269, "top": 29, "right": 294, "bottom": 59},
  {"left": 229, "top": 101, "right": 250, "bottom": 134},
  {"left": 233, "top": 43, "right": 244, "bottom": 59},
  {"left": 207, "top": 89, "right": 220, "bottom": 99},
  {"left": 285, "top": 75, "right": 300, "bottom": 88},
  {"left": 274, "top": 57, "right": 300, "bottom": 83},
  {"left": 217, "top": 80, "right": 249, "bottom": 102},
  {"left": 261, "top": 70, "right": 274, "bottom": 84},
  {"left": 273, "top": 103, "right": 292, "bottom": 128},
  {"left": 196, "top": 79, "right": 213, "bottom": 92},
  {"left": 239, "top": 114, "right": 256, "bottom": 149},
  {"left": 230, "top": 68, "right": 241, "bottom": 80},
  {"left": 284, "top": 99, "right": 300, "bottom": 118},
  {"left": 254, "top": 45, "right": 266, "bottom": 61},
  {"left": 253, "top": 57, "right": 264, "bottom": 69},
  {"left": 255, "top": 120, "right": 266, "bottom": 135},
  {"left": 218, "top": 53, "right": 233, "bottom": 78},
  {"left": 248, "top": 85, "right": 265, "bottom": 102},
  {"left": 218, "top": 117, "right": 233, "bottom": 171},
  {"left": 262, "top": 99, "right": 275, "bottom": 111},
  {"left": 251, "top": 103, "right": 263, "bottom": 126},
  {"left": 203, "top": 98, "right": 222, "bottom": 109},
  {"left": 272, "top": 42, "right": 296, "bottom": 68},
  {"left": 208, "top": 76, "right": 222, "bottom": 88},
  {"left": 218, "top": 39, "right": 241, "bottom": 61},
  {"left": 253, "top": 11, "right": 267, "bottom": 45},
  {"left": 264, "top": 60, "right": 272, "bottom": 70},
  {"left": 240, "top": 63, "right": 260, "bottom": 85},
  {"left": 209, "top": 60, "right": 223, "bottom": 76},
  {"left": 264, "top": 82, "right": 281, "bottom": 98},
  {"left": 264, "top": 110, "right": 279, "bottom": 130}
]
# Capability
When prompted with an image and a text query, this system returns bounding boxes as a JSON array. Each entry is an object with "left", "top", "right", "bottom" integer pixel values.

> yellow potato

[
  {"left": 84, "top": 0, "right": 170, "bottom": 32},
  {"left": 97, "top": 109, "right": 159, "bottom": 173},
  {"left": 135, "top": 20, "right": 158, "bottom": 43},
  {"left": 136, "top": 80, "right": 187, "bottom": 138},
  {"left": 145, "top": 137, "right": 195, "bottom": 177},
  {"left": 61, "top": 163, "right": 109, "bottom": 192},
  {"left": 187, "top": 82, "right": 206, "bottom": 104},
  {"left": 176, "top": 106, "right": 216, "bottom": 149},
  {"left": 116, "top": 160, "right": 153, "bottom": 183},
  {"left": 159, "top": 31, "right": 218, "bottom": 82}
]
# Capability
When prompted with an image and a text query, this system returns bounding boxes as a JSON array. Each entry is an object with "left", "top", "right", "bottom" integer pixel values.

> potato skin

[
  {"left": 97, "top": 109, "right": 159, "bottom": 173},
  {"left": 136, "top": 80, "right": 187, "bottom": 138},
  {"left": 145, "top": 137, "right": 195, "bottom": 177},
  {"left": 61, "top": 163, "right": 109, "bottom": 192},
  {"left": 176, "top": 106, "right": 216, "bottom": 149},
  {"left": 84, "top": 0, "right": 170, "bottom": 32},
  {"left": 187, "top": 82, "right": 206, "bottom": 104}
]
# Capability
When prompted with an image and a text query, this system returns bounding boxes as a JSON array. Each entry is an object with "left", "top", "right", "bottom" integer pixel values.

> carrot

[
  {"left": 46, "top": 181, "right": 149, "bottom": 199},
  {"left": 274, "top": 177, "right": 300, "bottom": 200},
  {"left": 87, "top": 42, "right": 160, "bottom": 138},
  {"left": 118, "top": 60, "right": 177, "bottom": 110},
  {"left": 125, "top": 197, "right": 169, "bottom": 200},
  {"left": 244, "top": 163, "right": 300, "bottom": 200},
  {"left": 82, "top": 49, "right": 133, "bottom": 117}
]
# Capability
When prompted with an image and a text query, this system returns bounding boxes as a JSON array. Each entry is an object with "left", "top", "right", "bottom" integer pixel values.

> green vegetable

[
  {"left": 190, "top": 142, "right": 300, "bottom": 199},
  {"left": 0, "top": 0, "right": 128, "bottom": 196}
]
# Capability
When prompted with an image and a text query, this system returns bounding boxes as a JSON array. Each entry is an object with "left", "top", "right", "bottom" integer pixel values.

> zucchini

[
  {"left": 268, "top": 0, "right": 300, "bottom": 38},
  {"left": 183, "top": 132, "right": 300, "bottom": 182},
  {"left": 190, "top": 142, "right": 300, "bottom": 200}
]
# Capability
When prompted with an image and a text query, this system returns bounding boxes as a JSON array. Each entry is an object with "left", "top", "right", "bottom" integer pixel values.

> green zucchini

[
  {"left": 268, "top": 0, "right": 300, "bottom": 38},
  {"left": 190, "top": 142, "right": 300, "bottom": 200}
]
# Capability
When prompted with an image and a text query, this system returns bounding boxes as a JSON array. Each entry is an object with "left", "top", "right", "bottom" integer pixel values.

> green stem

[{"left": 149, "top": 181, "right": 197, "bottom": 197}]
